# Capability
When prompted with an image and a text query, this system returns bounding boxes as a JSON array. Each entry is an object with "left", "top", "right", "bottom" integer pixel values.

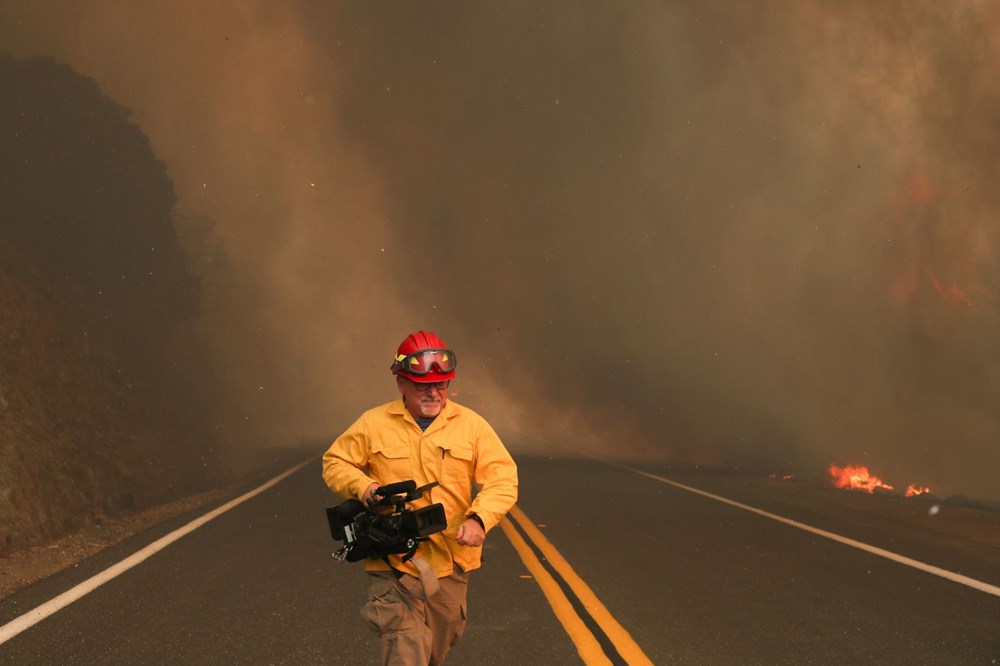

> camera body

[{"left": 327, "top": 480, "right": 447, "bottom": 563}]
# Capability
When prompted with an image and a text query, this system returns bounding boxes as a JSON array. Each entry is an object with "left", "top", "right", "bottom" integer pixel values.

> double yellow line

[{"left": 500, "top": 505, "right": 653, "bottom": 665}]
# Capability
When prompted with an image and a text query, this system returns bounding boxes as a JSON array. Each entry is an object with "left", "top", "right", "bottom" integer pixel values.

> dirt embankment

[
  {"left": 0, "top": 253, "right": 213, "bottom": 556},
  {"left": 0, "top": 247, "right": 313, "bottom": 600},
  {"left": 1, "top": 54, "right": 230, "bottom": 562}
]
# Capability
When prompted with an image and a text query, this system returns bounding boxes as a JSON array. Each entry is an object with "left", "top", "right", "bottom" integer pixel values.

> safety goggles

[{"left": 394, "top": 349, "right": 457, "bottom": 376}]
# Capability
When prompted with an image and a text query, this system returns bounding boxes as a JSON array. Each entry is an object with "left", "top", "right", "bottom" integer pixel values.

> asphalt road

[{"left": 1, "top": 454, "right": 998, "bottom": 665}]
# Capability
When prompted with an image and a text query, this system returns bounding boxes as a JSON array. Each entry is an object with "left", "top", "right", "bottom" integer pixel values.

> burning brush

[{"left": 828, "top": 464, "right": 933, "bottom": 497}]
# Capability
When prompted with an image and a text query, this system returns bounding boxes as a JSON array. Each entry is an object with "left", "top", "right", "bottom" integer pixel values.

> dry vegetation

[
  {"left": 1, "top": 55, "right": 227, "bottom": 567},
  {"left": 0, "top": 254, "right": 218, "bottom": 555}
]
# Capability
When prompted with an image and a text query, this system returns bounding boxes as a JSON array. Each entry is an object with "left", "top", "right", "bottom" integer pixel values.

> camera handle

[{"left": 373, "top": 481, "right": 440, "bottom": 512}]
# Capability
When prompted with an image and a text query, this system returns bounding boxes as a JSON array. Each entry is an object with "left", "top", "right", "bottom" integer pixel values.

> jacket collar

[{"left": 391, "top": 397, "right": 458, "bottom": 433}]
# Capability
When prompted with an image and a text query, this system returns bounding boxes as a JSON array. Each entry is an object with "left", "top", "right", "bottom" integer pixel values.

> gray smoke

[{"left": 2, "top": 1, "right": 998, "bottom": 499}]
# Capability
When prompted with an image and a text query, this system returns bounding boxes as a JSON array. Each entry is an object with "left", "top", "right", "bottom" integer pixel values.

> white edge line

[
  {"left": 0, "top": 457, "right": 316, "bottom": 644},
  {"left": 621, "top": 465, "right": 1000, "bottom": 598}
]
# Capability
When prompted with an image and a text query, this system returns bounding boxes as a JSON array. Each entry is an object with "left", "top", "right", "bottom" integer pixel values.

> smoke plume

[{"left": 2, "top": 1, "right": 998, "bottom": 499}]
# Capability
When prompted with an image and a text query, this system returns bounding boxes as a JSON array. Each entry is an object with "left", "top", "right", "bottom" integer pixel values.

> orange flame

[
  {"left": 828, "top": 464, "right": 895, "bottom": 493},
  {"left": 905, "top": 483, "right": 933, "bottom": 497},
  {"left": 886, "top": 167, "right": 990, "bottom": 310},
  {"left": 926, "top": 269, "right": 974, "bottom": 306},
  {"left": 903, "top": 169, "right": 940, "bottom": 203}
]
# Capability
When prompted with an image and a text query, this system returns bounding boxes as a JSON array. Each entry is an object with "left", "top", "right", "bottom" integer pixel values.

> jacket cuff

[{"left": 355, "top": 476, "right": 378, "bottom": 502}]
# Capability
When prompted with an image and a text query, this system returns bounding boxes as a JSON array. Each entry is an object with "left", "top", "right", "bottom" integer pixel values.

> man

[{"left": 322, "top": 330, "right": 518, "bottom": 665}]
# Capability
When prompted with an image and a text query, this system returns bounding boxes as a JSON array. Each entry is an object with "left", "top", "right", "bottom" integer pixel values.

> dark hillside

[
  {"left": 0, "top": 55, "right": 223, "bottom": 554},
  {"left": 0, "top": 54, "right": 199, "bottom": 356}
]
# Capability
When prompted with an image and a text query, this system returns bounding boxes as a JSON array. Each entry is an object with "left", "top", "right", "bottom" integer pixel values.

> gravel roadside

[{"left": 0, "top": 483, "right": 239, "bottom": 600}]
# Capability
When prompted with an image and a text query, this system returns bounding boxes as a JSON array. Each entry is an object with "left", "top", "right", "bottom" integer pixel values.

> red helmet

[{"left": 390, "top": 330, "right": 457, "bottom": 382}]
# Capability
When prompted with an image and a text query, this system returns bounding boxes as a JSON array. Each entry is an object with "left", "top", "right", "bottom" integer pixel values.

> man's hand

[
  {"left": 456, "top": 517, "right": 486, "bottom": 547},
  {"left": 362, "top": 482, "right": 379, "bottom": 507}
]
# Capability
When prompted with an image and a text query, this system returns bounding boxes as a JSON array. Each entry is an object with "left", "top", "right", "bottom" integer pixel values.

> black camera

[{"left": 327, "top": 480, "right": 447, "bottom": 563}]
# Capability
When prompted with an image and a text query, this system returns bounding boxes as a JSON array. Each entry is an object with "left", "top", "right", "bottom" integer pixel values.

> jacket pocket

[
  {"left": 370, "top": 442, "right": 412, "bottom": 483},
  {"left": 439, "top": 443, "right": 474, "bottom": 484}
]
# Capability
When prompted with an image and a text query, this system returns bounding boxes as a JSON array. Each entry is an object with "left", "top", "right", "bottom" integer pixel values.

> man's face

[{"left": 396, "top": 376, "right": 449, "bottom": 419}]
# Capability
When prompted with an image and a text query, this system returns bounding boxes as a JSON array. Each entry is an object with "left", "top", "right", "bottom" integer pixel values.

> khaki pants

[{"left": 361, "top": 568, "right": 468, "bottom": 666}]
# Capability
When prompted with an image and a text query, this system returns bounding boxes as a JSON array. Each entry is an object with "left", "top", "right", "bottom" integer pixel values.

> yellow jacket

[{"left": 322, "top": 398, "right": 518, "bottom": 577}]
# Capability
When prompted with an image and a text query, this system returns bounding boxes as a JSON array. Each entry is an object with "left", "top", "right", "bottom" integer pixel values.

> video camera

[{"left": 326, "top": 480, "right": 447, "bottom": 563}]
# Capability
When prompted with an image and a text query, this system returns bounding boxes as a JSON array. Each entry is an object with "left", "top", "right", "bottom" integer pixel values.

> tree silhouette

[
  {"left": 0, "top": 54, "right": 199, "bottom": 355},
  {"left": 0, "top": 55, "right": 221, "bottom": 552}
]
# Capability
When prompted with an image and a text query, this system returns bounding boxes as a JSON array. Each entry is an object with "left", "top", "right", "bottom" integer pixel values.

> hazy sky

[{"left": 2, "top": 1, "right": 998, "bottom": 499}]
